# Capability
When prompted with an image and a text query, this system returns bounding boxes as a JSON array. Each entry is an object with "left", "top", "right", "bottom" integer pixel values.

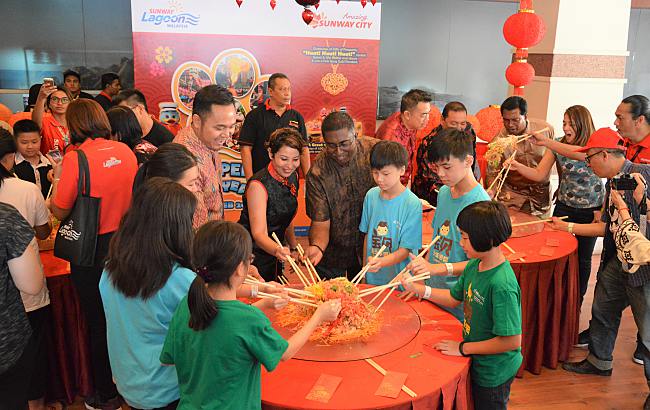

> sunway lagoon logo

[
  {"left": 140, "top": 1, "right": 200, "bottom": 28},
  {"left": 309, "top": 12, "right": 374, "bottom": 29}
]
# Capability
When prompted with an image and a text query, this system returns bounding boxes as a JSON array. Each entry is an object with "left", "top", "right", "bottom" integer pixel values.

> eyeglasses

[
  {"left": 585, "top": 150, "right": 605, "bottom": 164},
  {"left": 324, "top": 138, "right": 355, "bottom": 151},
  {"left": 50, "top": 97, "right": 70, "bottom": 104}
]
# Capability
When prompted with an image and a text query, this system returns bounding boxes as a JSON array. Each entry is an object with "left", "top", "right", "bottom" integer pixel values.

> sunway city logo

[
  {"left": 140, "top": 1, "right": 200, "bottom": 28},
  {"left": 310, "top": 12, "right": 374, "bottom": 29}
]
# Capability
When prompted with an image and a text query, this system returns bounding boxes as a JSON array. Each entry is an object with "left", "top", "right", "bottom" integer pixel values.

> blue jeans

[{"left": 587, "top": 258, "right": 650, "bottom": 386}]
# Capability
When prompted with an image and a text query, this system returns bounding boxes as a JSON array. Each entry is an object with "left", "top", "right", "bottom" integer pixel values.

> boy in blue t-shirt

[
  {"left": 402, "top": 201, "right": 522, "bottom": 410},
  {"left": 409, "top": 128, "right": 490, "bottom": 319},
  {"left": 359, "top": 141, "right": 422, "bottom": 285}
]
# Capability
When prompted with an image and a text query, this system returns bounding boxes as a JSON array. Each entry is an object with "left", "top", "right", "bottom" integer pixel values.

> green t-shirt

[
  {"left": 450, "top": 259, "right": 523, "bottom": 387},
  {"left": 160, "top": 298, "right": 289, "bottom": 409}
]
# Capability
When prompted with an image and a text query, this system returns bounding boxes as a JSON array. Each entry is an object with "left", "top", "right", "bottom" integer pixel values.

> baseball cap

[{"left": 575, "top": 127, "right": 626, "bottom": 153}]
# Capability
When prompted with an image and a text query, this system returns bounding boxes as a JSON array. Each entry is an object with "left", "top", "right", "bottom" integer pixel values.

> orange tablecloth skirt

[{"left": 261, "top": 300, "right": 471, "bottom": 410}]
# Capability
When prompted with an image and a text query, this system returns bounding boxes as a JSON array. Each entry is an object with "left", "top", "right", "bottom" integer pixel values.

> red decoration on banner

[
  {"left": 296, "top": 0, "right": 319, "bottom": 5},
  {"left": 236, "top": 0, "right": 243, "bottom": 7},
  {"left": 503, "top": 12, "right": 546, "bottom": 49},
  {"left": 475, "top": 105, "right": 502, "bottom": 143},
  {"left": 361, "top": 0, "right": 367, "bottom": 7},
  {"left": 315, "top": 2, "right": 319, "bottom": 9},
  {"left": 370, "top": 0, "right": 377, "bottom": 5},
  {"left": 270, "top": 0, "right": 276, "bottom": 9},
  {"left": 302, "top": 8, "right": 314, "bottom": 24},
  {"left": 336, "top": 0, "right": 341, "bottom": 3},
  {"left": 506, "top": 61, "right": 534, "bottom": 88}
]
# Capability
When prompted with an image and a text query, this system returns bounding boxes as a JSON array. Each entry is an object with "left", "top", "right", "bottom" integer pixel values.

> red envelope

[
  {"left": 539, "top": 247, "right": 555, "bottom": 256},
  {"left": 375, "top": 371, "right": 408, "bottom": 398},
  {"left": 546, "top": 238, "right": 560, "bottom": 247},
  {"left": 305, "top": 374, "right": 342, "bottom": 403}
]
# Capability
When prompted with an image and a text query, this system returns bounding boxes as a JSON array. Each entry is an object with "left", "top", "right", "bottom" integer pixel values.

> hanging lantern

[
  {"left": 296, "top": 0, "right": 319, "bottom": 25},
  {"left": 475, "top": 105, "right": 502, "bottom": 143},
  {"left": 236, "top": 0, "right": 243, "bottom": 7},
  {"left": 467, "top": 114, "right": 481, "bottom": 136},
  {"left": 503, "top": 11, "right": 546, "bottom": 49},
  {"left": 360, "top": 0, "right": 367, "bottom": 7},
  {"left": 270, "top": 0, "right": 276, "bottom": 9},
  {"left": 505, "top": 61, "right": 535, "bottom": 95}
]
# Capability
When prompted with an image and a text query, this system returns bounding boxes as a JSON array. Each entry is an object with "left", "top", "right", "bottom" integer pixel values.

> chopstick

[
  {"left": 365, "top": 358, "right": 417, "bottom": 398},
  {"left": 296, "top": 243, "right": 322, "bottom": 283},
  {"left": 511, "top": 215, "right": 568, "bottom": 227},
  {"left": 351, "top": 244, "right": 387, "bottom": 285},
  {"left": 502, "top": 242, "right": 525, "bottom": 262},
  {"left": 271, "top": 233, "right": 311, "bottom": 286},
  {"left": 257, "top": 291, "right": 318, "bottom": 308},
  {"left": 359, "top": 272, "right": 430, "bottom": 297}
]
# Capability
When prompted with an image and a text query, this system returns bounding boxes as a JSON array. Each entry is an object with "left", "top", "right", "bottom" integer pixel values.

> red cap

[{"left": 575, "top": 127, "right": 626, "bottom": 153}]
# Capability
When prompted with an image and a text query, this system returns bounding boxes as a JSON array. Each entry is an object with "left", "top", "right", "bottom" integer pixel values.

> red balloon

[
  {"left": 475, "top": 105, "right": 502, "bottom": 143},
  {"left": 505, "top": 61, "right": 535, "bottom": 87},
  {"left": 370, "top": 0, "right": 377, "bottom": 5},
  {"left": 302, "top": 8, "right": 314, "bottom": 24},
  {"left": 236, "top": 0, "right": 243, "bottom": 7},
  {"left": 361, "top": 0, "right": 367, "bottom": 7},
  {"left": 503, "top": 12, "right": 546, "bottom": 49},
  {"left": 270, "top": 0, "right": 276, "bottom": 9},
  {"left": 315, "top": 2, "right": 319, "bottom": 9}
]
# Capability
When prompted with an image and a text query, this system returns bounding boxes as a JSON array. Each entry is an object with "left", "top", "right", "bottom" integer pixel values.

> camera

[{"left": 611, "top": 174, "right": 638, "bottom": 191}]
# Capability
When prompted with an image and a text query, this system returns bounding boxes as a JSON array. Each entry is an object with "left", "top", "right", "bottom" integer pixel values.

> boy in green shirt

[{"left": 401, "top": 201, "right": 522, "bottom": 410}]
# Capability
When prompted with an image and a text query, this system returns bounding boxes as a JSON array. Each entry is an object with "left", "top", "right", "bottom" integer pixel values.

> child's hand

[
  {"left": 274, "top": 245, "right": 291, "bottom": 261},
  {"left": 547, "top": 217, "right": 569, "bottom": 232},
  {"left": 315, "top": 299, "right": 341, "bottom": 323},
  {"left": 407, "top": 253, "right": 429, "bottom": 276},
  {"left": 262, "top": 281, "right": 284, "bottom": 294},
  {"left": 248, "top": 265, "right": 263, "bottom": 282},
  {"left": 434, "top": 340, "right": 462, "bottom": 356},
  {"left": 399, "top": 271, "right": 417, "bottom": 294},
  {"left": 264, "top": 295, "right": 288, "bottom": 310},
  {"left": 366, "top": 256, "right": 385, "bottom": 273},
  {"left": 529, "top": 132, "right": 551, "bottom": 147}
]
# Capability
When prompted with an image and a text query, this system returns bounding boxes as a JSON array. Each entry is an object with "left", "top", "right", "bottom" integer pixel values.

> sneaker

[
  {"left": 84, "top": 395, "right": 121, "bottom": 410},
  {"left": 633, "top": 349, "right": 644, "bottom": 365},
  {"left": 574, "top": 329, "right": 590, "bottom": 349},
  {"left": 562, "top": 359, "right": 612, "bottom": 376}
]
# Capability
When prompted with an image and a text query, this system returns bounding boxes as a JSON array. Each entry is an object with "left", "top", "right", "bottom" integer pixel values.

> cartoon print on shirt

[
  {"left": 371, "top": 221, "right": 392, "bottom": 256},
  {"left": 432, "top": 219, "right": 454, "bottom": 263}
]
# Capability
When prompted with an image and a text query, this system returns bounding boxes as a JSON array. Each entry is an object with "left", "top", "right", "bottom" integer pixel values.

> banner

[{"left": 131, "top": 0, "right": 381, "bottom": 219}]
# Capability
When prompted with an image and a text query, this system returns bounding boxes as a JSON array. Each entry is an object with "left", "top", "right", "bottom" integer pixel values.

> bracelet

[
  {"left": 423, "top": 285, "right": 432, "bottom": 299},
  {"left": 445, "top": 263, "right": 454, "bottom": 275},
  {"left": 459, "top": 341, "right": 469, "bottom": 357},
  {"left": 250, "top": 284, "right": 258, "bottom": 298},
  {"left": 311, "top": 243, "right": 325, "bottom": 254},
  {"left": 567, "top": 222, "right": 574, "bottom": 234},
  {"left": 618, "top": 207, "right": 629, "bottom": 213}
]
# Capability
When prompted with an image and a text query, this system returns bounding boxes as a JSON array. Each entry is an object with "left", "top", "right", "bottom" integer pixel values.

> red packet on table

[
  {"left": 539, "top": 247, "right": 555, "bottom": 257},
  {"left": 505, "top": 252, "right": 527, "bottom": 261},
  {"left": 546, "top": 238, "right": 560, "bottom": 247},
  {"left": 305, "top": 374, "right": 342, "bottom": 403},
  {"left": 375, "top": 371, "right": 409, "bottom": 398}
]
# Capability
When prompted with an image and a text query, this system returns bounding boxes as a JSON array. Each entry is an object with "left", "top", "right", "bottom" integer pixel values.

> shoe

[
  {"left": 633, "top": 349, "right": 644, "bottom": 365},
  {"left": 84, "top": 395, "right": 121, "bottom": 410},
  {"left": 574, "top": 329, "right": 590, "bottom": 349},
  {"left": 562, "top": 359, "right": 612, "bottom": 376}
]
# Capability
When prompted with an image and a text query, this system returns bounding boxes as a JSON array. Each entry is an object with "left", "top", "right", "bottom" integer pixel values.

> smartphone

[
  {"left": 47, "top": 149, "right": 63, "bottom": 163},
  {"left": 43, "top": 77, "right": 55, "bottom": 87}
]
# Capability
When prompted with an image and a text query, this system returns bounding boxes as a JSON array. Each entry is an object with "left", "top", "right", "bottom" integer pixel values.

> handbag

[{"left": 54, "top": 149, "right": 101, "bottom": 267}]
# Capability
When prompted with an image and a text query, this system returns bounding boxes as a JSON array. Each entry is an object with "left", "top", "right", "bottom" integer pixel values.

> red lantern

[
  {"left": 302, "top": 8, "right": 314, "bottom": 24},
  {"left": 503, "top": 12, "right": 546, "bottom": 49},
  {"left": 505, "top": 61, "right": 535, "bottom": 88},
  {"left": 467, "top": 114, "right": 481, "bottom": 136},
  {"left": 270, "top": 0, "right": 276, "bottom": 9},
  {"left": 315, "top": 2, "right": 319, "bottom": 9},
  {"left": 236, "top": 0, "right": 243, "bottom": 7},
  {"left": 475, "top": 105, "right": 502, "bottom": 143}
]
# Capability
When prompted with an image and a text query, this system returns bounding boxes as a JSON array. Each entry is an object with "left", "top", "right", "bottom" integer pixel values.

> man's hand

[{"left": 304, "top": 245, "right": 323, "bottom": 266}]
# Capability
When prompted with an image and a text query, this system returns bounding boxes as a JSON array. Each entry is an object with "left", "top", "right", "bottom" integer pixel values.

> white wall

[{"left": 625, "top": 8, "right": 650, "bottom": 97}]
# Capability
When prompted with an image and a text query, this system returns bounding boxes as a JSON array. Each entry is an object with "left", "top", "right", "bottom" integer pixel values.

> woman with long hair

[
  {"left": 49, "top": 98, "right": 138, "bottom": 410},
  {"left": 33, "top": 84, "right": 73, "bottom": 154},
  {"left": 99, "top": 177, "right": 196, "bottom": 410},
  {"left": 506, "top": 105, "right": 604, "bottom": 305},
  {"left": 132, "top": 142, "right": 200, "bottom": 193}
]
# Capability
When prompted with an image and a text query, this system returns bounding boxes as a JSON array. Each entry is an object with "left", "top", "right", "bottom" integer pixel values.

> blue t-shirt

[
  {"left": 99, "top": 264, "right": 196, "bottom": 409},
  {"left": 359, "top": 187, "right": 423, "bottom": 285},
  {"left": 428, "top": 184, "right": 490, "bottom": 319}
]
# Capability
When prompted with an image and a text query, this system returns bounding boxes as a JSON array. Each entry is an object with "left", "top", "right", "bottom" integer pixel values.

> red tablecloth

[
  {"left": 261, "top": 300, "right": 471, "bottom": 410},
  {"left": 422, "top": 213, "right": 579, "bottom": 375},
  {"left": 40, "top": 251, "right": 93, "bottom": 404}
]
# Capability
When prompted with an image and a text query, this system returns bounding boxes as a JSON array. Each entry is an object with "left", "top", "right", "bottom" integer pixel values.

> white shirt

[
  {"left": 15, "top": 151, "right": 51, "bottom": 192},
  {"left": 0, "top": 177, "right": 50, "bottom": 311}
]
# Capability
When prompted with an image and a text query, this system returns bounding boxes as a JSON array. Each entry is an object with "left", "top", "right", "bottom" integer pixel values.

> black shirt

[
  {"left": 13, "top": 157, "right": 52, "bottom": 199},
  {"left": 94, "top": 93, "right": 112, "bottom": 111},
  {"left": 239, "top": 100, "right": 307, "bottom": 174},
  {"left": 144, "top": 120, "right": 175, "bottom": 147},
  {"left": 77, "top": 91, "right": 95, "bottom": 100}
]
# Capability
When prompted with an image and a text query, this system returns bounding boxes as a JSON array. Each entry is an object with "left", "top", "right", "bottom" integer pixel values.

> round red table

[{"left": 261, "top": 300, "right": 471, "bottom": 410}]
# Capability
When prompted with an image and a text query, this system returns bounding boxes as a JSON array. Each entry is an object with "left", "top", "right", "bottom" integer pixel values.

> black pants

[
  {"left": 472, "top": 377, "right": 515, "bottom": 410},
  {"left": 27, "top": 305, "right": 51, "bottom": 401},
  {"left": 130, "top": 399, "right": 179, "bottom": 410},
  {"left": 552, "top": 202, "right": 600, "bottom": 302},
  {"left": 315, "top": 259, "right": 362, "bottom": 280},
  {"left": 70, "top": 232, "right": 118, "bottom": 402},
  {"left": 0, "top": 329, "right": 37, "bottom": 410}
]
